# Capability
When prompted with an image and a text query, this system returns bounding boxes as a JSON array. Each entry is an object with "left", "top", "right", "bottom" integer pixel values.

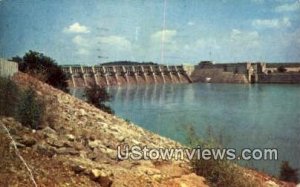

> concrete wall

[
  {"left": 0, "top": 59, "right": 18, "bottom": 77},
  {"left": 263, "top": 63, "right": 300, "bottom": 73},
  {"left": 191, "top": 68, "right": 249, "bottom": 83},
  {"left": 191, "top": 63, "right": 250, "bottom": 83},
  {"left": 210, "top": 63, "right": 250, "bottom": 74},
  {"left": 191, "top": 62, "right": 300, "bottom": 84},
  {"left": 182, "top": 65, "right": 195, "bottom": 76},
  {"left": 258, "top": 73, "right": 300, "bottom": 84}
]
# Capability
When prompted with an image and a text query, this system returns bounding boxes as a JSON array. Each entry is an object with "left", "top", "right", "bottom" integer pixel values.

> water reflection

[{"left": 106, "top": 83, "right": 300, "bottom": 177}]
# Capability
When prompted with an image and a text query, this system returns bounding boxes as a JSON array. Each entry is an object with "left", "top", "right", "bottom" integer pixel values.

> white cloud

[
  {"left": 275, "top": 1, "right": 300, "bottom": 12},
  {"left": 77, "top": 48, "right": 90, "bottom": 55},
  {"left": 195, "top": 38, "right": 221, "bottom": 50},
  {"left": 63, "top": 22, "right": 90, "bottom": 34},
  {"left": 151, "top": 29, "right": 177, "bottom": 43},
  {"left": 230, "top": 29, "right": 260, "bottom": 47},
  {"left": 72, "top": 35, "right": 90, "bottom": 47},
  {"left": 97, "top": 35, "right": 131, "bottom": 49},
  {"left": 68, "top": 34, "right": 132, "bottom": 57},
  {"left": 252, "top": 17, "right": 291, "bottom": 28},
  {"left": 251, "top": 0, "right": 264, "bottom": 4},
  {"left": 71, "top": 35, "right": 91, "bottom": 55},
  {"left": 187, "top": 21, "right": 195, "bottom": 26}
]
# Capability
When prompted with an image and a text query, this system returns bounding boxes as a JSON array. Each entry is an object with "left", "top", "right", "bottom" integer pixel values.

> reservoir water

[{"left": 73, "top": 83, "right": 300, "bottom": 177}]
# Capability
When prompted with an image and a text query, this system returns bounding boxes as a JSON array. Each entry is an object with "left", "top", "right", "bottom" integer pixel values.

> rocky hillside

[{"left": 0, "top": 72, "right": 292, "bottom": 186}]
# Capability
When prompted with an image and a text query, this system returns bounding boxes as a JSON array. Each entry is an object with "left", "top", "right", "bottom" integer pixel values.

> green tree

[
  {"left": 277, "top": 66, "right": 287, "bottom": 73},
  {"left": 279, "top": 161, "right": 298, "bottom": 183},
  {"left": 0, "top": 77, "right": 20, "bottom": 117},
  {"left": 11, "top": 50, "right": 69, "bottom": 92},
  {"left": 17, "top": 87, "right": 45, "bottom": 129},
  {"left": 84, "top": 83, "right": 114, "bottom": 114}
]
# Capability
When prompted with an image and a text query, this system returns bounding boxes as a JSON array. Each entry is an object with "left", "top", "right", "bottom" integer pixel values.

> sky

[{"left": 0, "top": 0, "right": 300, "bottom": 65}]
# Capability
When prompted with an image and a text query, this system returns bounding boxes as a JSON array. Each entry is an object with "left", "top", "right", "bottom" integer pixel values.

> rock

[
  {"left": 98, "top": 122, "right": 108, "bottom": 129},
  {"left": 63, "top": 141, "right": 73, "bottom": 148},
  {"left": 130, "top": 139, "right": 141, "bottom": 145},
  {"left": 55, "top": 147, "right": 79, "bottom": 155},
  {"left": 46, "top": 138, "right": 64, "bottom": 148},
  {"left": 91, "top": 169, "right": 102, "bottom": 179},
  {"left": 105, "top": 148, "right": 117, "bottom": 160},
  {"left": 66, "top": 134, "right": 75, "bottom": 141},
  {"left": 72, "top": 165, "right": 86, "bottom": 173},
  {"left": 89, "top": 135, "right": 96, "bottom": 141},
  {"left": 96, "top": 176, "right": 112, "bottom": 187},
  {"left": 265, "top": 180, "right": 279, "bottom": 187},
  {"left": 90, "top": 169, "right": 113, "bottom": 187},
  {"left": 117, "top": 136, "right": 126, "bottom": 142},
  {"left": 87, "top": 151, "right": 98, "bottom": 161},
  {"left": 41, "top": 126, "right": 57, "bottom": 139},
  {"left": 79, "top": 109, "right": 87, "bottom": 117},
  {"left": 152, "top": 174, "right": 163, "bottom": 182},
  {"left": 35, "top": 143, "right": 55, "bottom": 157},
  {"left": 73, "top": 142, "right": 85, "bottom": 151},
  {"left": 88, "top": 140, "right": 102, "bottom": 149},
  {"left": 42, "top": 126, "right": 56, "bottom": 135},
  {"left": 20, "top": 135, "right": 37, "bottom": 147}
]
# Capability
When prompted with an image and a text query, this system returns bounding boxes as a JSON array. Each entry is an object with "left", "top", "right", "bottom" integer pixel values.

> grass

[{"left": 185, "top": 125, "right": 261, "bottom": 187}]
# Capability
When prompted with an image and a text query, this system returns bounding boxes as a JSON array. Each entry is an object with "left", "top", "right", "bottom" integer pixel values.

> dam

[
  {"left": 61, "top": 64, "right": 193, "bottom": 87},
  {"left": 191, "top": 61, "right": 300, "bottom": 84}
]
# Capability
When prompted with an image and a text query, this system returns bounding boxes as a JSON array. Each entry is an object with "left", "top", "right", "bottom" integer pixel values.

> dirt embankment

[{"left": 0, "top": 72, "right": 292, "bottom": 186}]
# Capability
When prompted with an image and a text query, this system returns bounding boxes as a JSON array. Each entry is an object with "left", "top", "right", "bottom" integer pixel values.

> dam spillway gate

[{"left": 61, "top": 65, "right": 192, "bottom": 87}]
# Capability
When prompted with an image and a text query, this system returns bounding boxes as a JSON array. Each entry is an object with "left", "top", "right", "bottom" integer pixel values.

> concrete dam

[
  {"left": 191, "top": 61, "right": 300, "bottom": 84},
  {"left": 61, "top": 64, "right": 193, "bottom": 87}
]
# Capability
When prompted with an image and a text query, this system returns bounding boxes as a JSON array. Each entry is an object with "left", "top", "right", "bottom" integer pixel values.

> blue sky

[{"left": 1, "top": 0, "right": 300, "bottom": 65}]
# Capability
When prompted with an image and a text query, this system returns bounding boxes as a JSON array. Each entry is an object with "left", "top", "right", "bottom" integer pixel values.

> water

[{"left": 72, "top": 83, "right": 300, "bottom": 177}]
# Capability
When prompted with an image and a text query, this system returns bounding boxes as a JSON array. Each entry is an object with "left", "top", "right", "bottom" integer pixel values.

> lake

[{"left": 72, "top": 83, "right": 300, "bottom": 177}]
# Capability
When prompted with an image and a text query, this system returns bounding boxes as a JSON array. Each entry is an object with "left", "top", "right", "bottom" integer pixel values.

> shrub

[
  {"left": 84, "top": 83, "right": 114, "bottom": 114},
  {"left": 186, "top": 125, "right": 260, "bottom": 187},
  {"left": 0, "top": 77, "right": 20, "bottom": 117},
  {"left": 199, "top": 61, "right": 213, "bottom": 68},
  {"left": 279, "top": 161, "right": 298, "bottom": 183},
  {"left": 0, "top": 77, "right": 46, "bottom": 130},
  {"left": 277, "top": 66, "right": 287, "bottom": 73},
  {"left": 17, "top": 87, "right": 45, "bottom": 129}
]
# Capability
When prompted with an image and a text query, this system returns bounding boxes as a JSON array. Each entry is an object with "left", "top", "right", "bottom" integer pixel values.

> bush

[
  {"left": 279, "top": 161, "right": 298, "bottom": 183},
  {"left": 0, "top": 77, "right": 46, "bottom": 129},
  {"left": 0, "top": 77, "right": 20, "bottom": 117},
  {"left": 199, "top": 61, "right": 213, "bottom": 68},
  {"left": 84, "top": 83, "right": 114, "bottom": 114},
  {"left": 186, "top": 125, "right": 259, "bottom": 187},
  {"left": 11, "top": 50, "right": 69, "bottom": 92},
  {"left": 17, "top": 87, "right": 45, "bottom": 129},
  {"left": 277, "top": 66, "right": 287, "bottom": 73}
]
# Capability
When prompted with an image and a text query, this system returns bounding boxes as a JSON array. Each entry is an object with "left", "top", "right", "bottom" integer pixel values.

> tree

[
  {"left": 0, "top": 77, "right": 20, "bottom": 117},
  {"left": 84, "top": 83, "right": 114, "bottom": 114},
  {"left": 198, "top": 61, "right": 213, "bottom": 68},
  {"left": 277, "top": 66, "right": 287, "bottom": 73},
  {"left": 279, "top": 161, "right": 298, "bottom": 183},
  {"left": 10, "top": 50, "right": 69, "bottom": 92},
  {"left": 17, "top": 87, "right": 45, "bottom": 130}
]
